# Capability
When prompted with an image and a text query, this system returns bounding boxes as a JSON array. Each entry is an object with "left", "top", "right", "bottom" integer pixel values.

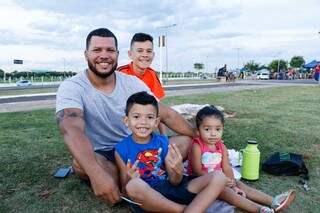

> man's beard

[{"left": 87, "top": 60, "right": 118, "bottom": 79}]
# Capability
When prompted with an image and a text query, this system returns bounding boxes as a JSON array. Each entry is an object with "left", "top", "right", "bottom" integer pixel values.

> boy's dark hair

[
  {"left": 130, "top": 33, "right": 153, "bottom": 48},
  {"left": 125, "top": 91, "right": 158, "bottom": 116},
  {"left": 86, "top": 28, "right": 118, "bottom": 50},
  {"left": 195, "top": 105, "right": 224, "bottom": 129}
]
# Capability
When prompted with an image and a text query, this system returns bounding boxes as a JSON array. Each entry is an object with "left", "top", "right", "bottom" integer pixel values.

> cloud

[{"left": 0, "top": 0, "right": 319, "bottom": 72}]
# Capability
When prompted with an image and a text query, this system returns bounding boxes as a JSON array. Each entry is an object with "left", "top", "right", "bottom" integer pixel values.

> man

[
  {"left": 55, "top": 28, "right": 194, "bottom": 205},
  {"left": 117, "top": 32, "right": 165, "bottom": 100},
  {"left": 217, "top": 64, "right": 227, "bottom": 81}
]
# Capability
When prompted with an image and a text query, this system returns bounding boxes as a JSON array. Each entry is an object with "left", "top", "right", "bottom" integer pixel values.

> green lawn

[{"left": 0, "top": 86, "right": 319, "bottom": 212}]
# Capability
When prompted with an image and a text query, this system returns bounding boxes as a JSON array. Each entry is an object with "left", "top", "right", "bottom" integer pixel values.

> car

[
  {"left": 257, "top": 69, "right": 270, "bottom": 80},
  {"left": 257, "top": 72, "right": 270, "bottom": 80},
  {"left": 16, "top": 80, "right": 32, "bottom": 86}
]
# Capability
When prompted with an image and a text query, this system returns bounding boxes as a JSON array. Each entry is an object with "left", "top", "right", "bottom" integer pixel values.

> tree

[
  {"left": 290, "top": 56, "right": 305, "bottom": 68},
  {"left": 268, "top": 59, "right": 288, "bottom": 72},
  {"left": 244, "top": 60, "right": 260, "bottom": 72},
  {"left": 194, "top": 63, "right": 204, "bottom": 70},
  {"left": 259, "top": 64, "right": 268, "bottom": 70}
]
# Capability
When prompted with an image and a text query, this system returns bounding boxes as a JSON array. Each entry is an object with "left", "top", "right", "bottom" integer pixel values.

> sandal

[
  {"left": 260, "top": 206, "right": 275, "bottom": 213},
  {"left": 271, "top": 190, "right": 296, "bottom": 212}
]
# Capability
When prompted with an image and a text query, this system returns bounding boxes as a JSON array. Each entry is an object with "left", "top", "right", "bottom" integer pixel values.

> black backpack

[{"left": 262, "top": 152, "right": 309, "bottom": 177}]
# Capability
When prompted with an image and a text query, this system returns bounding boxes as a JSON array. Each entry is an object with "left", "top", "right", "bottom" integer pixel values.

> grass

[{"left": 0, "top": 86, "right": 319, "bottom": 212}]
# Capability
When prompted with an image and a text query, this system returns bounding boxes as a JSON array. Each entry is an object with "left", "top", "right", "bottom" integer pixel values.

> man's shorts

[{"left": 95, "top": 149, "right": 116, "bottom": 163}]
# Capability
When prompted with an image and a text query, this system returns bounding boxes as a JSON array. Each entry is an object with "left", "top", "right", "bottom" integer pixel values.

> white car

[
  {"left": 257, "top": 73, "right": 269, "bottom": 80},
  {"left": 16, "top": 80, "right": 32, "bottom": 86}
]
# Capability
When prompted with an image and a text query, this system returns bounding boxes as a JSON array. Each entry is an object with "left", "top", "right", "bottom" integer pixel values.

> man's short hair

[
  {"left": 130, "top": 33, "right": 153, "bottom": 48},
  {"left": 125, "top": 91, "right": 158, "bottom": 116},
  {"left": 86, "top": 28, "right": 118, "bottom": 50}
]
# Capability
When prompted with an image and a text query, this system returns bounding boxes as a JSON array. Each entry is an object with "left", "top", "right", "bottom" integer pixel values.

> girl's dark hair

[
  {"left": 195, "top": 105, "right": 224, "bottom": 129},
  {"left": 125, "top": 91, "right": 158, "bottom": 116}
]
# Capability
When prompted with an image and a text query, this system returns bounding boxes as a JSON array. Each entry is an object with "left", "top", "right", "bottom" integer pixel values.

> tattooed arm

[{"left": 56, "top": 108, "right": 120, "bottom": 204}]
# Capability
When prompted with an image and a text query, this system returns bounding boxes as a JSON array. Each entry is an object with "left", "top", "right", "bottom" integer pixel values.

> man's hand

[
  {"left": 166, "top": 144, "right": 183, "bottom": 174},
  {"left": 127, "top": 159, "right": 140, "bottom": 179},
  {"left": 89, "top": 168, "right": 121, "bottom": 204}
]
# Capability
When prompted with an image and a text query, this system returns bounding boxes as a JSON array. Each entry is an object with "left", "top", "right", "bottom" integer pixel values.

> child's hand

[
  {"left": 126, "top": 159, "right": 140, "bottom": 179},
  {"left": 165, "top": 143, "right": 183, "bottom": 174},
  {"left": 226, "top": 178, "right": 236, "bottom": 187}
]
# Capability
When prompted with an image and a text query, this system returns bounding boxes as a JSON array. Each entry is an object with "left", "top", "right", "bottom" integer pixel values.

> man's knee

[{"left": 72, "top": 153, "right": 118, "bottom": 181}]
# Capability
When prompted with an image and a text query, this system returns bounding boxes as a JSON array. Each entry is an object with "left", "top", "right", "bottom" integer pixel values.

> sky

[{"left": 0, "top": 0, "right": 319, "bottom": 73}]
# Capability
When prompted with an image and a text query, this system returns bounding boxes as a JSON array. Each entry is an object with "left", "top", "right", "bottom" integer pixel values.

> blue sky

[{"left": 0, "top": 0, "right": 319, "bottom": 73}]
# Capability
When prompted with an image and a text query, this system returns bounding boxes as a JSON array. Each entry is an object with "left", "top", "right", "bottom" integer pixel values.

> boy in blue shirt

[{"left": 115, "top": 91, "right": 228, "bottom": 212}]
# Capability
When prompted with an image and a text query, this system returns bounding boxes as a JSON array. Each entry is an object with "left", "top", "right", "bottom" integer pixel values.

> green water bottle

[{"left": 241, "top": 140, "right": 260, "bottom": 180}]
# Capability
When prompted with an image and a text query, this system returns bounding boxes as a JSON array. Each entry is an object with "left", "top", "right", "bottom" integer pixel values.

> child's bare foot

[{"left": 272, "top": 190, "right": 296, "bottom": 212}]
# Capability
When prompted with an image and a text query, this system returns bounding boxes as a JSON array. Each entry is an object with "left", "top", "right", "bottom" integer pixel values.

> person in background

[
  {"left": 314, "top": 64, "right": 320, "bottom": 81},
  {"left": 217, "top": 64, "right": 227, "bottom": 82}
]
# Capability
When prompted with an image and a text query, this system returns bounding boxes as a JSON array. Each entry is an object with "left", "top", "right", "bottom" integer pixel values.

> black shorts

[
  {"left": 130, "top": 176, "right": 196, "bottom": 212},
  {"left": 95, "top": 149, "right": 116, "bottom": 163},
  {"left": 153, "top": 176, "right": 196, "bottom": 204}
]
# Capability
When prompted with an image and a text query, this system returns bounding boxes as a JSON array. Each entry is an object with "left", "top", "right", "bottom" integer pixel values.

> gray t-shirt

[{"left": 56, "top": 70, "right": 151, "bottom": 151}]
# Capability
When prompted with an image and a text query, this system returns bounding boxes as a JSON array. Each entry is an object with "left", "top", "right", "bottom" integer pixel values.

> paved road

[
  {"left": 0, "top": 82, "right": 260, "bottom": 104},
  {"left": 0, "top": 79, "right": 317, "bottom": 113}
]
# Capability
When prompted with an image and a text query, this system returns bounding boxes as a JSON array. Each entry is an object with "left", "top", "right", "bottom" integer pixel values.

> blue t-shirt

[{"left": 115, "top": 133, "right": 169, "bottom": 186}]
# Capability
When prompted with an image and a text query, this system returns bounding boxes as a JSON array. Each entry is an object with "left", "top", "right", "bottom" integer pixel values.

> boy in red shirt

[
  {"left": 118, "top": 33, "right": 167, "bottom": 134},
  {"left": 117, "top": 33, "right": 165, "bottom": 100}
]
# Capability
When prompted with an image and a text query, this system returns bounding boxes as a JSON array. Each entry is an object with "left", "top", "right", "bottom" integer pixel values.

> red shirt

[{"left": 117, "top": 62, "right": 165, "bottom": 99}]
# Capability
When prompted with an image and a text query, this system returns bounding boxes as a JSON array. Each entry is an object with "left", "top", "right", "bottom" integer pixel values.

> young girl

[{"left": 188, "top": 105, "right": 296, "bottom": 213}]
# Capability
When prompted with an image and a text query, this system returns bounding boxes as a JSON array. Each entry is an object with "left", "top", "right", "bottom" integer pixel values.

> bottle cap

[{"left": 247, "top": 140, "right": 257, "bottom": 144}]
